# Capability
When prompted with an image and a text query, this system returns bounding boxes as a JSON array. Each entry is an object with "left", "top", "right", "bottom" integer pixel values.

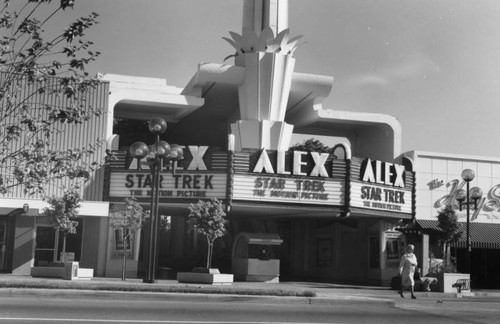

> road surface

[{"left": 1, "top": 291, "right": 499, "bottom": 323}]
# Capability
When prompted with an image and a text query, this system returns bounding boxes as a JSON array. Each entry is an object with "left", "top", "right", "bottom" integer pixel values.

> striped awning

[{"left": 415, "top": 220, "right": 500, "bottom": 249}]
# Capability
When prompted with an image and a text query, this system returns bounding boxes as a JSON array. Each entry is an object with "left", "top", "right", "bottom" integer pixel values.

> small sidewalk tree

[
  {"left": 110, "top": 197, "right": 147, "bottom": 281},
  {"left": 437, "top": 204, "right": 462, "bottom": 272},
  {"left": 187, "top": 198, "right": 228, "bottom": 270},
  {"left": 44, "top": 188, "right": 82, "bottom": 262}
]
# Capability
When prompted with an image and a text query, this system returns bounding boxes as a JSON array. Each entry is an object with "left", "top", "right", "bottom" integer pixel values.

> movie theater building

[
  {"left": 102, "top": 0, "right": 415, "bottom": 285},
  {"left": 402, "top": 151, "right": 500, "bottom": 289},
  {"left": 2, "top": 0, "right": 415, "bottom": 285}
]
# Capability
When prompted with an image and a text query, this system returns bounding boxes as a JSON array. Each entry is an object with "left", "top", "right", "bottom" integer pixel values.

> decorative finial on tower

[
  {"left": 223, "top": 27, "right": 302, "bottom": 63},
  {"left": 242, "top": 0, "right": 289, "bottom": 36}
]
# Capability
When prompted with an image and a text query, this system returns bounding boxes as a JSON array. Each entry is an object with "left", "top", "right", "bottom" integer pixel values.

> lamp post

[
  {"left": 129, "top": 117, "right": 183, "bottom": 283},
  {"left": 455, "top": 169, "right": 483, "bottom": 275}
]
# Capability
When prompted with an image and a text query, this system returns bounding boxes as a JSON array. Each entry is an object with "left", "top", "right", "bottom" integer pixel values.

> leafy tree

[
  {"left": 43, "top": 188, "right": 81, "bottom": 261},
  {"left": 110, "top": 197, "right": 148, "bottom": 281},
  {"left": 290, "top": 138, "right": 333, "bottom": 153},
  {"left": 113, "top": 118, "right": 152, "bottom": 148},
  {"left": 437, "top": 204, "right": 462, "bottom": 272},
  {"left": 187, "top": 198, "right": 228, "bottom": 269},
  {"left": 0, "top": 0, "right": 102, "bottom": 197}
]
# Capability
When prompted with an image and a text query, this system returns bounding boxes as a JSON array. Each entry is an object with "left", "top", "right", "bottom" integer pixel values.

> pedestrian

[{"left": 398, "top": 244, "right": 418, "bottom": 299}]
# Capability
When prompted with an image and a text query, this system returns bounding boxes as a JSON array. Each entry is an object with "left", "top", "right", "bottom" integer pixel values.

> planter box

[
  {"left": 232, "top": 258, "right": 280, "bottom": 282},
  {"left": 31, "top": 265, "right": 65, "bottom": 278},
  {"left": 429, "top": 273, "right": 471, "bottom": 293},
  {"left": 177, "top": 268, "right": 233, "bottom": 285},
  {"left": 31, "top": 262, "right": 94, "bottom": 281}
]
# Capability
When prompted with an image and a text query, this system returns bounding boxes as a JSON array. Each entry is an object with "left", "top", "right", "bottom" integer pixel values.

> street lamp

[
  {"left": 129, "top": 117, "right": 183, "bottom": 283},
  {"left": 455, "top": 169, "right": 483, "bottom": 275}
]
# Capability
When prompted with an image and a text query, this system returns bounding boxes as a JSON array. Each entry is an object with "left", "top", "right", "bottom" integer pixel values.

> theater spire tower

[{"left": 226, "top": 0, "right": 300, "bottom": 151}]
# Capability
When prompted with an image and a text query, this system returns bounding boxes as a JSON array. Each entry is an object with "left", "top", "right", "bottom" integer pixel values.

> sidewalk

[{"left": 1, "top": 274, "right": 500, "bottom": 307}]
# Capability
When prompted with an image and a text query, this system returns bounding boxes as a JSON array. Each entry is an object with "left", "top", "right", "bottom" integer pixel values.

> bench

[{"left": 452, "top": 278, "right": 471, "bottom": 293}]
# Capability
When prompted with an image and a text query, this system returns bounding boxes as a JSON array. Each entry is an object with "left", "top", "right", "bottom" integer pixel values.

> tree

[
  {"left": 437, "top": 204, "right": 462, "bottom": 272},
  {"left": 187, "top": 198, "right": 228, "bottom": 269},
  {"left": 0, "top": 0, "right": 102, "bottom": 197},
  {"left": 113, "top": 118, "right": 152, "bottom": 148},
  {"left": 110, "top": 197, "right": 148, "bottom": 281},
  {"left": 43, "top": 188, "right": 81, "bottom": 261},
  {"left": 290, "top": 138, "right": 333, "bottom": 153}
]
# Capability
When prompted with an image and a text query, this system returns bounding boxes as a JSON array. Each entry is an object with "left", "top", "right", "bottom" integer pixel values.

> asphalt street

[
  {"left": 2, "top": 275, "right": 500, "bottom": 323},
  {"left": 1, "top": 291, "right": 500, "bottom": 324}
]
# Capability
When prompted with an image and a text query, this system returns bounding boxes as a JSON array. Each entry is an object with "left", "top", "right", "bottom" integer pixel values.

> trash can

[
  {"left": 63, "top": 262, "right": 79, "bottom": 280},
  {"left": 231, "top": 232, "right": 283, "bottom": 282}
]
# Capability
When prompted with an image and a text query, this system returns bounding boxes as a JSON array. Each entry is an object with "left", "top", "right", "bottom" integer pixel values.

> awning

[
  {"left": 0, "top": 198, "right": 109, "bottom": 217},
  {"left": 414, "top": 220, "right": 500, "bottom": 249}
]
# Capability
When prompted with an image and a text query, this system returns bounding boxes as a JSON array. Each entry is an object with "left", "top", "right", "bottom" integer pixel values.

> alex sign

[
  {"left": 232, "top": 149, "right": 344, "bottom": 205},
  {"left": 110, "top": 145, "right": 226, "bottom": 200},
  {"left": 351, "top": 159, "right": 412, "bottom": 214},
  {"left": 128, "top": 145, "right": 210, "bottom": 171},
  {"left": 253, "top": 149, "right": 335, "bottom": 177}
]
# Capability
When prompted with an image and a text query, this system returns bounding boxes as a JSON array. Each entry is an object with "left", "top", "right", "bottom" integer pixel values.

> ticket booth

[{"left": 231, "top": 232, "right": 283, "bottom": 283}]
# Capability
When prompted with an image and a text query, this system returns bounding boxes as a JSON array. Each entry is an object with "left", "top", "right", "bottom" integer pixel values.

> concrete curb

[{"left": 0, "top": 287, "right": 397, "bottom": 307}]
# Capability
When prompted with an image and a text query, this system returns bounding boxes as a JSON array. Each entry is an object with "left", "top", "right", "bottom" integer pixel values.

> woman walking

[{"left": 399, "top": 244, "right": 418, "bottom": 299}]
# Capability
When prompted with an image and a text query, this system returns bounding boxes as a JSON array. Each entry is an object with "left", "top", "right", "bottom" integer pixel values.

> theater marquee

[
  {"left": 233, "top": 174, "right": 344, "bottom": 205},
  {"left": 108, "top": 172, "right": 227, "bottom": 201},
  {"left": 231, "top": 148, "right": 346, "bottom": 206},
  {"left": 350, "top": 158, "right": 413, "bottom": 214}
]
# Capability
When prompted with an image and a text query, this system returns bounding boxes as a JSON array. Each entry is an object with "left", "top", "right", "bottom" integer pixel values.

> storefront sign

[
  {"left": 233, "top": 174, "right": 344, "bottom": 205},
  {"left": 109, "top": 172, "right": 227, "bottom": 200},
  {"left": 351, "top": 158, "right": 412, "bottom": 214},
  {"left": 253, "top": 149, "right": 334, "bottom": 177},
  {"left": 128, "top": 145, "right": 210, "bottom": 171},
  {"left": 361, "top": 158, "right": 405, "bottom": 188},
  {"left": 428, "top": 179, "right": 444, "bottom": 190},
  {"left": 434, "top": 179, "right": 500, "bottom": 222}
]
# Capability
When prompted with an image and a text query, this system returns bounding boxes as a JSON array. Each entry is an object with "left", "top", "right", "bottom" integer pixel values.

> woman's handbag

[{"left": 413, "top": 267, "right": 421, "bottom": 281}]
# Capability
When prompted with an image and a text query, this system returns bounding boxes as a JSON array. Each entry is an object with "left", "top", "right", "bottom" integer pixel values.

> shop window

[
  {"left": 56, "top": 219, "right": 83, "bottom": 262},
  {"left": 0, "top": 219, "right": 7, "bottom": 270},
  {"left": 34, "top": 226, "right": 56, "bottom": 266},
  {"left": 35, "top": 220, "right": 83, "bottom": 266}
]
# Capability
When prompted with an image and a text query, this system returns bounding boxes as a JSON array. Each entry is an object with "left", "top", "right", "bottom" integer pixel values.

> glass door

[
  {"left": 0, "top": 219, "right": 6, "bottom": 270},
  {"left": 0, "top": 215, "right": 15, "bottom": 273}
]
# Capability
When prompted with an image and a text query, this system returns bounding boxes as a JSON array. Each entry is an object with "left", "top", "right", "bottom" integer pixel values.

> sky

[{"left": 45, "top": 0, "right": 500, "bottom": 158}]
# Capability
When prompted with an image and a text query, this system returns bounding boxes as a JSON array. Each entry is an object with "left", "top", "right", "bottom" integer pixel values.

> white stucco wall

[{"left": 406, "top": 151, "right": 500, "bottom": 223}]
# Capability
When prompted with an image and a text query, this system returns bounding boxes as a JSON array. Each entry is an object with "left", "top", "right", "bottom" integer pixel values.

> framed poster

[
  {"left": 385, "top": 236, "right": 403, "bottom": 268},
  {"left": 112, "top": 228, "right": 133, "bottom": 259},
  {"left": 317, "top": 239, "right": 332, "bottom": 266}
]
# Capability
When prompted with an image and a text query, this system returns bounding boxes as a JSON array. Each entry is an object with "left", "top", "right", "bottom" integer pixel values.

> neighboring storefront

[
  {"left": 403, "top": 151, "right": 500, "bottom": 288},
  {"left": 0, "top": 78, "right": 110, "bottom": 276}
]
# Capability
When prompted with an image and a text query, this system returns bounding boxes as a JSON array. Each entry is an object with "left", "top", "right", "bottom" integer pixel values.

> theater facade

[{"left": 104, "top": 142, "right": 414, "bottom": 285}]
